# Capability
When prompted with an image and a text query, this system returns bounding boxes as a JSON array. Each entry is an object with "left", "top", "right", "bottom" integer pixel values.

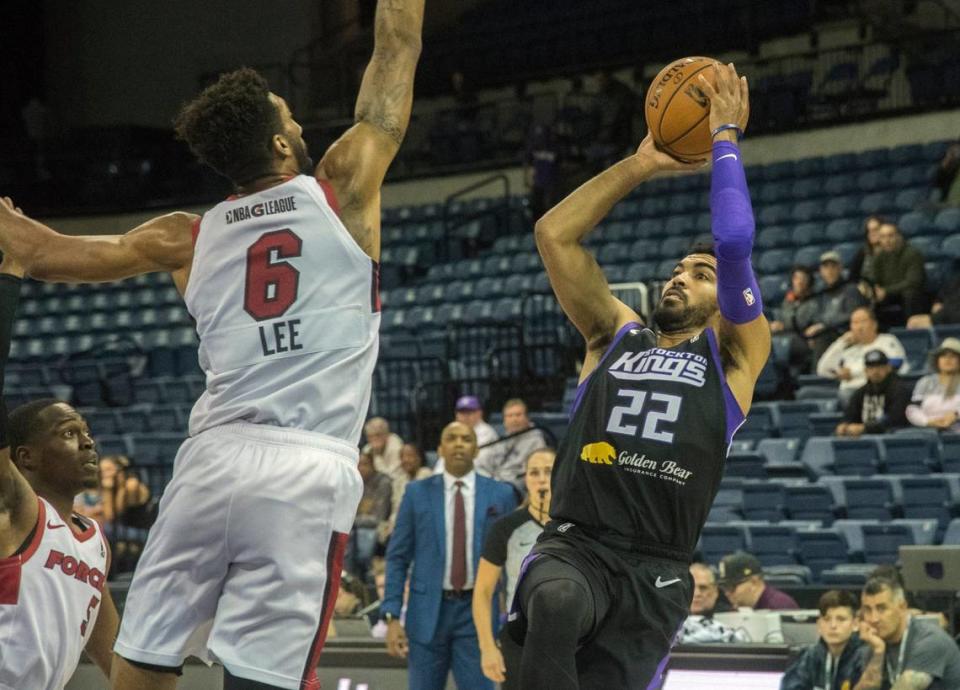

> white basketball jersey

[
  {"left": 185, "top": 175, "right": 381, "bottom": 445},
  {"left": 0, "top": 498, "right": 109, "bottom": 690}
]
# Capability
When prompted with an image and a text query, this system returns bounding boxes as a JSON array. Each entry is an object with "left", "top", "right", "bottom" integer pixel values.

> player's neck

[
  {"left": 235, "top": 171, "right": 293, "bottom": 196},
  {"left": 36, "top": 488, "right": 76, "bottom": 529},
  {"left": 656, "top": 327, "right": 703, "bottom": 349}
]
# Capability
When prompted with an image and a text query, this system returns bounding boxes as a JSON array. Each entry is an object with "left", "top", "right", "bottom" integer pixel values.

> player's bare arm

[
  {"left": 699, "top": 64, "right": 770, "bottom": 413},
  {"left": 317, "top": 0, "right": 424, "bottom": 259},
  {"left": 536, "top": 138, "right": 703, "bottom": 382},
  {"left": 0, "top": 250, "right": 38, "bottom": 558},
  {"left": 85, "top": 562, "right": 120, "bottom": 678},
  {"left": 0, "top": 199, "right": 196, "bottom": 293}
]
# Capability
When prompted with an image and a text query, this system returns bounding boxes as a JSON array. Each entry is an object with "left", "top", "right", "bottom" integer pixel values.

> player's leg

[
  {"left": 112, "top": 435, "right": 233, "bottom": 690},
  {"left": 407, "top": 636, "right": 452, "bottom": 690},
  {"left": 205, "top": 426, "right": 363, "bottom": 689},
  {"left": 516, "top": 556, "right": 601, "bottom": 690}
]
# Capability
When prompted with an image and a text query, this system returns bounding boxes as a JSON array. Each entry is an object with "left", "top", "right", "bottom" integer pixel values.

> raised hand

[
  {"left": 0, "top": 198, "right": 27, "bottom": 278},
  {"left": 635, "top": 133, "right": 708, "bottom": 172},
  {"left": 698, "top": 62, "right": 750, "bottom": 135}
]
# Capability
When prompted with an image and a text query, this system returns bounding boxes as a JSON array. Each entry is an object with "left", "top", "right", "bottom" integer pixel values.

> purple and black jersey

[{"left": 549, "top": 323, "right": 743, "bottom": 562}]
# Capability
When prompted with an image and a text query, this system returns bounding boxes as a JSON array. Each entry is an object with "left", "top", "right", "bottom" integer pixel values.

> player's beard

[
  {"left": 653, "top": 296, "right": 716, "bottom": 334},
  {"left": 292, "top": 137, "right": 314, "bottom": 175}
]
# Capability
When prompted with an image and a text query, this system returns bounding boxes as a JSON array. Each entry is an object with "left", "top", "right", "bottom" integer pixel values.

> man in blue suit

[{"left": 383, "top": 421, "right": 517, "bottom": 690}]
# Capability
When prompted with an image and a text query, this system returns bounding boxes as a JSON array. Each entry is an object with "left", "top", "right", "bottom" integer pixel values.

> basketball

[{"left": 645, "top": 56, "right": 720, "bottom": 161}]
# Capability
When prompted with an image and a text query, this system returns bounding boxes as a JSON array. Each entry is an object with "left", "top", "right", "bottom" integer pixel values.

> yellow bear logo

[{"left": 580, "top": 442, "right": 616, "bottom": 465}]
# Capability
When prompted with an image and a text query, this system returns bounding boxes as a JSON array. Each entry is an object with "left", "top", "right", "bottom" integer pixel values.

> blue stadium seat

[
  {"left": 860, "top": 192, "right": 896, "bottom": 215},
  {"left": 791, "top": 178, "right": 823, "bottom": 200},
  {"left": 630, "top": 239, "right": 661, "bottom": 259},
  {"left": 911, "top": 235, "right": 940, "bottom": 258},
  {"left": 150, "top": 404, "right": 187, "bottom": 432},
  {"left": 795, "top": 245, "right": 826, "bottom": 268},
  {"left": 791, "top": 201, "right": 824, "bottom": 223},
  {"left": 791, "top": 222, "right": 824, "bottom": 245},
  {"left": 856, "top": 170, "right": 888, "bottom": 193},
  {"left": 893, "top": 188, "right": 926, "bottom": 213},
  {"left": 84, "top": 409, "right": 119, "bottom": 436},
  {"left": 794, "top": 157, "right": 825, "bottom": 177},
  {"left": 747, "top": 525, "right": 798, "bottom": 566},
  {"left": 758, "top": 249, "right": 794, "bottom": 275},
  {"left": 742, "top": 482, "right": 787, "bottom": 521},
  {"left": 941, "top": 435, "right": 960, "bottom": 473},
  {"left": 785, "top": 485, "right": 835, "bottom": 523},
  {"left": 889, "top": 144, "right": 924, "bottom": 166},
  {"left": 128, "top": 432, "right": 185, "bottom": 465},
  {"left": 944, "top": 519, "right": 960, "bottom": 545},
  {"left": 756, "top": 438, "right": 802, "bottom": 466},
  {"left": 862, "top": 524, "right": 916, "bottom": 564},
  {"left": 759, "top": 276, "right": 787, "bottom": 304},
  {"left": 855, "top": 148, "right": 890, "bottom": 171},
  {"left": 842, "top": 478, "right": 897, "bottom": 520},
  {"left": 899, "top": 477, "right": 958, "bottom": 529},
  {"left": 942, "top": 234, "right": 960, "bottom": 259},
  {"left": 758, "top": 204, "right": 790, "bottom": 226},
  {"left": 700, "top": 525, "right": 748, "bottom": 564},
  {"left": 889, "top": 327, "right": 933, "bottom": 373},
  {"left": 820, "top": 563, "right": 877, "bottom": 586},
  {"left": 881, "top": 436, "right": 934, "bottom": 474},
  {"left": 725, "top": 452, "right": 767, "bottom": 479},
  {"left": 756, "top": 226, "right": 792, "bottom": 250},
  {"left": 830, "top": 438, "right": 880, "bottom": 476},
  {"left": 775, "top": 401, "right": 821, "bottom": 440},
  {"left": 934, "top": 208, "right": 960, "bottom": 234},
  {"left": 96, "top": 434, "right": 131, "bottom": 458},
  {"left": 738, "top": 405, "right": 776, "bottom": 441},
  {"left": 833, "top": 242, "right": 861, "bottom": 266},
  {"left": 116, "top": 407, "right": 151, "bottom": 433},
  {"left": 660, "top": 236, "right": 690, "bottom": 258},
  {"left": 824, "top": 195, "right": 859, "bottom": 219},
  {"left": 898, "top": 211, "right": 931, "bottom": 237},
  {"left": 823, "top": 175, "right": 855, "bottom": 196},
  {"left": 796, "top": 529, "right": 849, "bottom": 577},
  {"left": 824, "top": 153, "right": 858, "bottom": 174},
  {"left": 624, "top": 263, "right": 657, "bottom": 282},
  {"left": 832, "top": 519, "right": 877, "bottom": 560}
]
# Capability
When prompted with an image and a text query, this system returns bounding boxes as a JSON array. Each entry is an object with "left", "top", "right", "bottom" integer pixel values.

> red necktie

[{"left": 451, "top": 481, "right": 467, "bottom": 590}]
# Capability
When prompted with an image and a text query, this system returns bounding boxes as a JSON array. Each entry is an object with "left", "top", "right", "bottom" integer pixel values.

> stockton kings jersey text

[
  {"left": 550, "top": 324, "right": 744, "bottom": 560},
  {"left": 184, "top": 175, "right": 381, "bottom": 445}
]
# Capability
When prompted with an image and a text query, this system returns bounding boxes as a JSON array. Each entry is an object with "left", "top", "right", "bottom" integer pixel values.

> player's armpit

[
  {"left": 0, "top": 210, "right": 196, "bottom": 285},
  {"left": 85, "top": 584, "right": 120, "bottom": 678},
  {"left": 892, "top": 671, "right": 934, "bottom": 690},
  {"left": 718, "top": 314, "right": 771, "bottom": 415}
]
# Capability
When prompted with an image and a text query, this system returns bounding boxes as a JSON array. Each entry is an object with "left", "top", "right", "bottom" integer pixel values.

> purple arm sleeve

[{"left": 710, "top": 140, "right": 763, "bottom": 324}]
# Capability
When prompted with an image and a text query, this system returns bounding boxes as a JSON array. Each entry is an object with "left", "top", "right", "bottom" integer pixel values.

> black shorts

[{"left": 508, "top": 522, "right": 693, "bottom": 689}]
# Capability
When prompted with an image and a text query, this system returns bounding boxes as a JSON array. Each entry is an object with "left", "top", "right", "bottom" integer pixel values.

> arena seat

[
  {"left": 881, "top": 436, "right": 936, "bottom": 474},
  {"left": 830, "top": 438, "right": 881, "bottom": 476},
  {"left": 742, "top": 482, "right": 787, "bottom": 521},
  {"left": 699, "top": 524, "right": 748, "bottom": 564},
  {"left": 934, "top": 207, "right": 960, "bottom": 234},
  {"left": 819, "top": 563, "right": 877, "bottom": 586},
  {"left": 785, "top": 485, "right": 836, "bottom": 523},
  {"left": 725, "top": 452, "right": 767, "bottom": 479},
  {"left": 842, "top": 478, "right": 898, "bottom": 520},
  {"left": 796, "top": 529, "right": 849, "bottom": 578},
  {"left": 746, "top": 525, "right": 799, "bottom": 566}
]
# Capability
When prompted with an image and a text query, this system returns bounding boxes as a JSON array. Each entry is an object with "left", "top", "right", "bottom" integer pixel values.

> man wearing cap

[
  {"left": 434, "top": 396, "right": 500, "bottom": 476},
  {"left": 817, "top": 307, "right": 910, "bottom": 403},
  {"left": 906, "top": 337, "right": 960, "bottom": 434},
  {"left": 718, "top": 551, "right": 799, "bottom": 610},
  {"left": 836, "top": 349, "right": 911, "bottom": 437},
  {"left": 806, "top": 251, "right": 869, "bottom": 362}
]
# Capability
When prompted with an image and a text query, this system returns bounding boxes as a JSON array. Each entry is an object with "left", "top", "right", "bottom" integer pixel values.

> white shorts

[{"left": 113, "top": 422, "right": 363, "bottom": 690}]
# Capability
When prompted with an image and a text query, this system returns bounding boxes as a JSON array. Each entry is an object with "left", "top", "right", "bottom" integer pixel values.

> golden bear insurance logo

[{"left": 580, "top": 441, "right": 617, "bottom": 465}]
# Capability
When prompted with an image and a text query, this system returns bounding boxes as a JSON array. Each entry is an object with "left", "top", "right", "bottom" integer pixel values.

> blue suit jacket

[{"left": 383, "top": 473, "right": 517, "bottom": 644}]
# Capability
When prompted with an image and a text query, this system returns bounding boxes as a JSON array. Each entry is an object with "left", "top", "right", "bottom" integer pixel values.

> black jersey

[{"left": 550, "top": 322, "right": 743, "bottom": 561}]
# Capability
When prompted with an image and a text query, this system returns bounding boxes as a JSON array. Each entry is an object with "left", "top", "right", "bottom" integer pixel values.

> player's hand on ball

[
  {"left": 699, "top": 63, "right": 750, "bottom": 135},
  {"left": 635, "top": 133, "right": 707, "bottom": 172},
  {"left": 386, "top": 620, "right": 409, "bottom": 659},
  {"left": 481, "top": 643, "right": 507, "bottom": 682},
  {"left": 0, "top": 198, "right": 27, "bottom": 278}
]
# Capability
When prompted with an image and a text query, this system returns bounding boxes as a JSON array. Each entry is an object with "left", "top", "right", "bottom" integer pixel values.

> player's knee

[{"left": 527, "top": 578, "right": 589, "bottom": 628}]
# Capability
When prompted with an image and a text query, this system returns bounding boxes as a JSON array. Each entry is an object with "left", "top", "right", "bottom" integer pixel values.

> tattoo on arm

[
  {"left": 854, "top": 654, "right": 884, "bottom": 690},
  {"left": 892, "top": 671, "right": 933, "bottom": 690},
  {"left": 355, "top": 76, "right": 408, "bottom": 145}
]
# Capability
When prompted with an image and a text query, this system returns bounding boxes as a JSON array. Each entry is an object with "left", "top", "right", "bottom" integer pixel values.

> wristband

[{"left": 711, "top": 123, "right": 743, "bottom": 141}]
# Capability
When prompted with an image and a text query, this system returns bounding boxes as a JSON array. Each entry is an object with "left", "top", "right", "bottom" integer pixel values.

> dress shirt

[{"left": 442, "top": 469, "right": 476, "bottom": 590}]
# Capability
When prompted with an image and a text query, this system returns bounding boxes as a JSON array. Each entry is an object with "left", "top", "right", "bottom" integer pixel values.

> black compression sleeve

[{"left": 0, "top": 274, "right": 23, "bottom": 448}]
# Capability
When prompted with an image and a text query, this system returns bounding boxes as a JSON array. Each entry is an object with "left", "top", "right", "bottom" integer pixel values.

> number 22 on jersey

[{"left": 606, "top": 390, "right": 682, "bottom": 443}]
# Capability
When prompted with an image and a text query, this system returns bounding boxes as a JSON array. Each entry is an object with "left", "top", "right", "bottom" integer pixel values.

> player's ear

[
  {"left": 13, "top": 444, "right": 38, "bottom": 472},
  {"left": 272, "top": 133, "right": 292, "bottom": 159}
]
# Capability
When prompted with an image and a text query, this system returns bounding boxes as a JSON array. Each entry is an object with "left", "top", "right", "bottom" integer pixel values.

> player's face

[
  {"left": 817, "top": 606, "right": 856, "bottom": 648},
  {"left": 524, "top": 451, "right": 554, "bottom": 503},
  {"left": 690, "top": 566, "right": 719, "bottom": 614},
  {"left": 270, "top": 93, "right": 313, "bottom": 174},
  {"left": 502, "top": 404, "right": 529, "bottom": 434},
  {"left": 860, "top": 588, "right": 907, "bottom": 642},
  {"left": 791, "top": 270, "right": 811, "bottom": 296},
  {"left": 438, "top": 422, "right": 478, "bottom": 478},
  {"left": 653, "top": 254, "right": 718, "bottom": 333},
  {"left": 19, "top": 403, "right": 99, "bottom": 494}
]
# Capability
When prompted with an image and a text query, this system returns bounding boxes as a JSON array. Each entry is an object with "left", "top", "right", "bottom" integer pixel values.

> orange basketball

[{"left": 645, "top": 56, "right": 720, "bottom": 161}]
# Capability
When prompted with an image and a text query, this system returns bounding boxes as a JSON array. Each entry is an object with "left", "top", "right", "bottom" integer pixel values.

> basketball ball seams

[
  {"left": 660, "top": 63, "right": 714, "bottom": 145},
  {"left": 647, "top": 57, "right": 708, "bottom": 145}
]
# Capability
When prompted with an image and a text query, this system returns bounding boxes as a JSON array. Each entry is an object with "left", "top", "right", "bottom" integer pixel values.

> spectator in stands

[
  {"left": 806, "top": 250, "right": 869, "bottom": 361},
  {"left": 385, "top": 443, "right": 432, "bottom": 542},
  {"left": 435, "top": 395, "right": 500, "bottom": 474},
  {"left": 770, "top": 265, "right": 819, "bottom": 368},
  {"left": 382, "top": 421, "right": 516, "bottom": 690},
  {"left": 907, "top": 259, "right": 960, "bottom": 329},
  {"left": 849, "top": 214, "right": 883, "bottom": 285},
  {"left": 718, "top": 551, "right": 799, "bottom": 610},
  {"left": 817, "top": 307, "right": 909, "bottom": 403},
  {"left": 871, "top": 221, "right": 927, "bottom": 329},
  {"left": 781, "top": 590, "right": 869, "bottom": 690},
  {"left": 678, "top": 563, "right": 745, "bottom": 644},
  {"left": 856, "top": 576, "right": 960, "bottom": 689},
  {"left": 363, "top": 416, "right": 405, "bottom": 481},
  {"left": 835, "top": 349, "right": 910, "bottom": 437},
  {"left": 74, "top": 484, "right": 105, "bottom": 524},
  {"left": 935, "top": 141, "right": 960, "bottom": 205},
  {"left": 906, "top": 337, "right": 960, "bottom": 433},
  {"left": 525, "top": 124, "right": 562, "bottom": 221},
  {"left": 99, "top": 454, "right": 152, "bottom": 571},
  {"left": 476, "top": 398, "right": 548, "bottom": 495},
  {"left": 347, "top": 450, "right": 393, "bottom": 580}
]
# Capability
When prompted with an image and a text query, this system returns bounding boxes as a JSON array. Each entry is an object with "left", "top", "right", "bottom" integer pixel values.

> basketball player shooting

[
  {"left": 0, "top": 1, "right": 423, "bottom": 688},
  {"left": 0, "top": 247, "right": 120, "bottom": 689},
  {"left": 508, "top": 63, "right": 770, "bottom": 689}
]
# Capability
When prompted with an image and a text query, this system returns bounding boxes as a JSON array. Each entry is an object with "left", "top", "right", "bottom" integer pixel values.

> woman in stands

[
  {"left": 848, "top": 214, "right": 883, "bottom": 285},
  {"left": 906, "top": 337, "right": 960, "bottom": 432},
  {"left": 472, "top": 448, "right": 555, "bottom": 690}
]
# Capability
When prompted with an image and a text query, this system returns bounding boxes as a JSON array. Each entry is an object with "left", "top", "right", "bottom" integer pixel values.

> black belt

[{"left": 442, "top": 589, "right": 473, "bottom": 599}]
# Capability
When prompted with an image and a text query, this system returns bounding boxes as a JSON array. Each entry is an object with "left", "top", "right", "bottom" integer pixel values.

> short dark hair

[
  {"left": 818, "top": 590, "right": 857, "bottom": 617},
  {"left": 852, "top": 305, "right": 877, "bottom": 322},
  {"left": 863, "top": 575, "right": 905, "bottom": 602},
  {"left": 8, "top": 398, "right": 61, "bottom": 458},
  {"left": 686, "top": 241, "right": 715, "bottom": 257},
  {"left": 174, "top": 67, "right": 282, "bottom": 185}
]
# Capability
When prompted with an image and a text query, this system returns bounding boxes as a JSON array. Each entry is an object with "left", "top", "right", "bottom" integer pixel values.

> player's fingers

[{"left": 697, "top": 74, "right": 718, "bottom": 100}]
